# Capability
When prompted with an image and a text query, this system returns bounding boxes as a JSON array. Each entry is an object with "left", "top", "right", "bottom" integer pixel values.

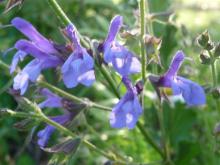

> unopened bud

[
  {"left": 213, "top": 43, "right": 220, "bottom": 57},
  {"left": 61, "top": 98, "right": 86, "bottom": 111},
  {"left": 144, "top": 34, "right": 161, "bottom": 45},
  {"left": 197, "top": 30, "right": 210, "bottom": 48},
  {"left": 14, "top": 119, "right": 33, "bottom": 131},
  {"left": 135, "top": 80, "right": 144, "bottom": 94},
  {"left": 205, "top": 42, "right": 214, "bottom": 50},
  {"left": 199, "top": 52, "right": 211, "bottom": 65},
  {"left": 212, "top": 87, "right": 220, "bottom": 99}
]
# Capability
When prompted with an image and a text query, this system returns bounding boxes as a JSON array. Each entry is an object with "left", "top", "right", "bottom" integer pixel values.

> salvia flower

[
  {"left": 61, "top": 25, "right": 95, "bottom": 88},
  {"left": 149, "top": 51, "right": 206, "bottom": 106},
  {"left": 37, "top": 89, "right": 81, "bottom": 148},
  {"left": 110, "top": 77, "right": 142, "bottom": 129},
  {"left": 37, "top": 114, "right": 72, "bottom": 148},
  {"left": 102, "top": 15, "right": 141, "bottom": 76},
  {"left": 10, "top": 17, "right": 63, "bottom": 95},
  {"left": 38, "top": 88, "right": 62, "bottom": 108}
]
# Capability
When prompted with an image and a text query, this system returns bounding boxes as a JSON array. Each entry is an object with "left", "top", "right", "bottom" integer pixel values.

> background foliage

[{"left": 0, "top": 0, "right": 220, "bottom": 164}]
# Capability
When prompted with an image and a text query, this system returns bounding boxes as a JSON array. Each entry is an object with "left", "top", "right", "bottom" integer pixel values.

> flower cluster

[
  {"left": 8, "top": 15, "right": 206, "bottom": 134},
  {"left": 10, "top": 17, "right": 95, "bottom": 95}
]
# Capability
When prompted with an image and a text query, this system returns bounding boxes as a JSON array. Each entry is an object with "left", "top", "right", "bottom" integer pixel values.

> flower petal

[
  {"left": 10, "top": 50, "right": 27, "bottom": 74},
  {"left": 78, "top": 70, "right": 95, "bottom": 87},
  {"left": 172, "top": 76, "right": 206, "bottom": 106},
  {"left": 112, "top": 52, "right": 141, "bottom": 76},
  {"left": 15, "top": 39, "right": 49, "bottom": 59},
  {"left": 37, "top": 114, "right": 72, "bottom": 148},
  {"left": 82, "top": 52, "right": 94, "bottom": 70},
  {"left": 129, "top": 56, "right": 141, "bottom": 74},
  {"left": 11, "top": 17, "right": 56, "bottom": 54},
  {"left": 62, "top": 57, "right": 81, "bottom": 88},
  {"left": 37, "top": 126, "right": 55, "bottom": 148},
  {"left": 103, "top": 42, "right": 125, "bottom": 63},
  {"left": 104, "top": 15, "right": 123, "bottom": 45},
  {"left": 110, "top": 91, "right": 142, "bottom": 129},
  {"left": 22, "top": 59, "right": 42, "bottom": 82},
  {"left": 165, "top": 50, "right": 185, "bottom": 77},
  {"left": 65, "top": 24, "right": 81, "bottom": 50},
  {"left": 38, "top": 89, "right": 62, "bottom": 108},
  {"left": 13, "top": 72, "right": 29, "bottom": 95}
]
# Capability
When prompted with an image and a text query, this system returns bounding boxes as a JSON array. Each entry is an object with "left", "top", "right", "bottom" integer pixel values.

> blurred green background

[{"left": 0, "top": 0, "right": 220, "bottom": 164}]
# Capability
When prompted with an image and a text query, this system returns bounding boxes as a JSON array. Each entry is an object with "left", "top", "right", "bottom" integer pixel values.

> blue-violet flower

[
  {"left": 61, "top": 25, "right": 95, "bottom": 88},
  {"left": 102, "top": 15, "right": 141, "bottom": 76},
  {"left": 37, "top": 114, "right": 72, "bottom": 148},
  {"left": 11, "top": 17, "right": 63, "bottom": 95},
  {"left": 110, "top": 77, "right": 142, "bottom": 129},
  {"left": 150, "top": 50, "right": 206, "bottom": 106}
]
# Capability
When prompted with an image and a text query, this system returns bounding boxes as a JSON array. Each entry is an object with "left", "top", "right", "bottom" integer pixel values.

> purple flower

[
  {"left": 102, "top": 15, "right": 141, "bottom": 76},
  {"left": 10, "top": 17, "right": 63, "bottom": 95},
  {"left": 37, "top": 114, "right": 72, "bottom": 148},
  {"left": 110, "top": 77, "right": 142, "bottom": 129},
  {"left": 150, "top": 51, "right": 206, "bottom": 106},
  {"left": 38, "top": 88, "right": 62, "bottom": 108},
  {"left": 61, "top": 25, "right": 95, "bottom": 88},
  {"left": 36, "top": 89, "right": 83, "bottom": 148}
]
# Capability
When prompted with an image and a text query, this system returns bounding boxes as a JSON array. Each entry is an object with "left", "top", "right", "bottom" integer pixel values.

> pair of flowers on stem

[{"left": 7, "top": 15, "right": 206, "bottom": 148}]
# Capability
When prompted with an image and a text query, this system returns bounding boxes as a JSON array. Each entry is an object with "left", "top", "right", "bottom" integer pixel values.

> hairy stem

[
  {"left": 157, "top": 103, "right": 173, "bottom": 164},
  {"left": 37, "top": 81, "right": 111, "bottom": 111},
  {"left": 47, "top": 0, "right": 71, "bottom": 26},
  {"left": 146, "top": 0, "right": 154, "bottom": 35},
  {"left": 1, "top": 108, "right": 120, "bottom": 162},
  {"left": 137, "top": 122, "right": 164, "bottom": 158},
  {"left": 139, "top": 0, "right": 146, "bottom": 83},
  {"left": 208, "top": 51, "right": 217, "bottom": 87},
  {"left": 47, "top": 0, "right": 89, "bottom": 48},
  {"left": 0, "top": 60, "right": 111, "bottom": 112}
]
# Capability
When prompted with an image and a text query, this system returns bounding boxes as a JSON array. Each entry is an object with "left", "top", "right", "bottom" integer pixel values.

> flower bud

[
  {"left": 135, "top": 80, "right": 144, "bottom": 94},
  {"left": 212, "top": 87, "right": 220, "bottom": 99},
  {"left": 213, "top": 43, "right": 220, "bottom": 57},
  {"left": 199, "top": 52, "right": 211, "bottom": 65},
  {"left": 197, "top": 30, "right": 210, "bottom": 48},
  {"left": 205, "top": 42, "right": 214, "bottom": 51}
]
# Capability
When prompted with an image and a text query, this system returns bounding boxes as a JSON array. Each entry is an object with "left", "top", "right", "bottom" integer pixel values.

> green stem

[
  {"left": 0, "top": 60, "right": 10, "bottom": 74},
  {"left": 146, "top": 0, "right": 154, "bottom": 35},
  {"left": 208, "top": 51, "right": 217, "bottom": 87},
  {"left": 139, "top": 0, "right": 146, "bottom": 138},
  {"left": 0, "top": 60, "right": 111, "bottom": 112},
  {"left": 37, "top": 80, "right": 111, "bottom": 111},
  {"left": 137, "top": 122, "right": 164, "bottom": 158},
  {"left": 1, "top": 108, "right": 119, "bottom": 162},
  {"left": 47, "top": 0, "right": 89, "bottom": 48},
  {"left": 98, "top": 65, "right": 120, "bottom": 98},
  {"left": 138, "top": 1, "right": 164, "bottom": 158},
  {"left": 139, "top": 0, "right": 146, "bottom": 83},
  {"left": 0, "top": 109, "right": 38, "bottom": 118},
  {"left": 47, "top": 0, "right": 71, "bottom": 26},
  {"left": 157, "top": 103, "right": 173, "bottom": 164},
  {"left": 0, "top": 78, "right": 13, "bottom": 95}
]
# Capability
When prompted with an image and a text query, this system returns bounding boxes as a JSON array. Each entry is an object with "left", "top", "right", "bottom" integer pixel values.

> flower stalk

[
  {"left": 0, "top": 107, "right": 122, "bottom": 163},
  {"left": 37, "top": 81, "right": 111, "bottom": 111},
  {"left": 0, "top": 60, "right": 111, "bottom": 112},
  {"left": 139, "top": 0, "right": 146, "bottom": 83},
  {"left": 47, "top": 0, "right": 71, "bottom": 26},
  {"left": 47, "top": 0, "right": 89, "bottom": 48},
  {"left": 208, "top": 50, "right": 217, "bottom": 87},
  {"left": 137, "top": 121, "right": 164, "bottom": 158}
]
